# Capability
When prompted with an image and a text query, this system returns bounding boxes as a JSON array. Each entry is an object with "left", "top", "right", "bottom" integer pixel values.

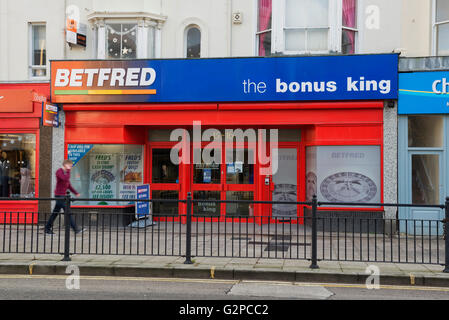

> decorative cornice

[{"left": 87, "top": 11, "right": 167, "bottom": 24}]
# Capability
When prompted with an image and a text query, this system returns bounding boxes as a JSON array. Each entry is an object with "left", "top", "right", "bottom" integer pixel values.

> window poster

[
  {"left": 119, "top": 153, "right": 143, "bottom": 202},
  {"left": 272, "top": 148, "right": 298, "bottom": 218},
  {"left": 316, "top": 146, "right": 380, "bottom": 204},
  {"left": 89, "top": 153, "right": 117, "bottom": 204},
  {"left": 306, "top": 147, "right": 317, "bottom": 202}
]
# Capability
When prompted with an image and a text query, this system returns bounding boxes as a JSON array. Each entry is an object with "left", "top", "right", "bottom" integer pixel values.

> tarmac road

[{"left": 0, "top": 274, "right": 448, "bottom": 301}]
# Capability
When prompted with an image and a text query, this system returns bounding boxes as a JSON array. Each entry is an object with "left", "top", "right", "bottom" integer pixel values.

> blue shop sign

[
  {"left": 51, "top": 54, "right": 398, "bottom": 104},
  {"left": 399, "top": 71, "right": 449, "bottom": 114}
]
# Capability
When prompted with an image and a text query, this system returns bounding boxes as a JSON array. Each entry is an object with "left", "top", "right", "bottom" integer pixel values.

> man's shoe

[
  {"left": 75, "top": 228, "right": 86, "bottom": 234},
  {"left": 44, "top": 229, "right": 54, "bottom": 235}
]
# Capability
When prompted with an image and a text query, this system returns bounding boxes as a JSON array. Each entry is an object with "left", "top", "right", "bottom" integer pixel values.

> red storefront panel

[{"left": 63, "top": 101, "right": 384, "bottom": 221}]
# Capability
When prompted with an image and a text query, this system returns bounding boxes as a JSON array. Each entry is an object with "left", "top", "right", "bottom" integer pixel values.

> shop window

[
  {"left": 257, "top": 0, "right": 358, "bottom": 55},
  {"left": 152, "top": 149, "right": 179, "bottom": 183},
  {"left": 0, "top": 134, "right": 36, "bottom": 198},
  {"left": 69, "top": 144, "right": 144, "bottom": 206},
  {"left": 408, "top": 115, "right": 443, "bottom": 148},
  {"left": 193, "top": 191, "right": 220, "bottom": 217},
  {"left": 106, "top": 23, "right": 137, "bottom": 59},
  {"left": 186, "top": 26, "right": 201, "bottom": 58},
  {"left": 434, "top": 0, "right": 449, "bottom": 56},
  {"left": 273, "top": 148, "right": 298, "bottom": 217},
  {"left": 225, "top": 149, "right": 254, "bottom": 185},
  {"left": 194, "top": 148, "right": 221, "bottom": 184},
  {"left": 152, "top": 190, "right": 178, "bottom": 216},
  {"left": 29, "top": 23, "right": 46, "bottom": 78},
  {"left": 226, "top": 191, "right": 254, "bottom": 217},
  {"left": 278, "top": 129, "right": 301, "bottom": 142},
  {"left": 306, "top": 145, "right": 381, "bottom": 204},
  {"left": 412, "top": 154, "right": 439, "bottom": 205}
]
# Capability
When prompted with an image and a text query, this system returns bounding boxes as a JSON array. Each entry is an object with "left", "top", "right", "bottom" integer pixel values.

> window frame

[
  {"left": 184, "top": 25, "right": 202, "bottom": 58},
  {"left": 28, "top": 22, "right": 47, "bottom": 80},
  {"left": 88, "top": 12, "right": 166, "bottom": 60},
  {"left": 432, "top": 0, "right": 449, "bottom": 56},
  {"left": 256, "top": 0, "right": 359, "bottom": 56},
  {"left": 105, "top": 21, "right": 139, "bottom": 60}
]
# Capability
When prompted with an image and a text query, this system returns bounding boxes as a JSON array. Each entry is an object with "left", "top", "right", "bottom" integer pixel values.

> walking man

[{"left": 45, "top": 159, "right": 84, "bottom": 234}]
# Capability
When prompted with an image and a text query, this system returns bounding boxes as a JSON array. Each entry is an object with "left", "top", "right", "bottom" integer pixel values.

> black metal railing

[{"left": 0, "top": 193, "right": 448, "bottom": 272}]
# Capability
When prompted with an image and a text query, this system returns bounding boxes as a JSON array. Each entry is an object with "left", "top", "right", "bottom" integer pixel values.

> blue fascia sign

[
  {"left": 51, "top": 54, "right": 398, "bottom": 103},
  {"left": 399, "top": 71, "right": 449, "bottom": 114}
]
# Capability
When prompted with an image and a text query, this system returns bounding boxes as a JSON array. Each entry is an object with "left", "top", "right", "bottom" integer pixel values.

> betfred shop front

[{"left": 50, "top": 54, "right": 398, "bottom": 223}]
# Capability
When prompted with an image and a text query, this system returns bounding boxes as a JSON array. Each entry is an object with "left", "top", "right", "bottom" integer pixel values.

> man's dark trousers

[{"left": 45, "top": 196, "right": 78, "bottom": 231}]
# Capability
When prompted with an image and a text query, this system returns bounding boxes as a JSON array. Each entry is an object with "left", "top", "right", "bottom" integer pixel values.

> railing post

[
  {"left": 310, "top": 195, "right": 319, "bottom": 269},
  {"left": 184, "top": 192, "right": 193, "bottom": 264},
  {"left": 62, "top": 191, "right": 71, "bottom": 262},
  {"left": 444, "top": 197, "right": 449, "bottom": 273}
]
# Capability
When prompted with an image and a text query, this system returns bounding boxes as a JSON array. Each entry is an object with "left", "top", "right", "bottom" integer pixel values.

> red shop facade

[
  {"left": 0, "top": 82, "right": 52, "bottom": 223},
  {"left": 50, "top": 54, "right": 398, "bottom": 223}
]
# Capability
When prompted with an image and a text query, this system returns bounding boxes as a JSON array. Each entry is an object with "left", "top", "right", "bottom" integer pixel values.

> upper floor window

[
  {"left": 434, "top": 0, "right": 449, "bottom": 56},
  {"left": 186, "top": 26, "right": 201, "bottom": 58},
  {"left": 88, "top": 12, "right": 166, "bottom": 59},
  {"left": 342, "top": 0, "right": 357, "bottom": 54},
  {"left": 29, "top": 23, "right": 46, "bottom": 78},
  {"left": 106, "top": 23, "right": 137, "bottom": 59},
  {"left": 257, "top": 0, "right": 358, "bottom": 55},
  {"left": 257, "top": 0, "right": 272, "bottom": 56}
]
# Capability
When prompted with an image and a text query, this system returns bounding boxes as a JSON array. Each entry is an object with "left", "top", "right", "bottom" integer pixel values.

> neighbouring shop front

[
  {"left": 398, "top": 70, "right": 449, "bottom": 235},
  {"left": 0, "top": 83, "right": 54, "bottom": 223},
  {"left": 50, "top": 54, "right": 398, "bottom": 223}
]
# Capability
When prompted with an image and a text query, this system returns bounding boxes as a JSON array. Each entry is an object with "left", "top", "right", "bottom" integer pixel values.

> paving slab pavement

[{"left": 0, "top": 253, "right": 448, "bottom": 287}]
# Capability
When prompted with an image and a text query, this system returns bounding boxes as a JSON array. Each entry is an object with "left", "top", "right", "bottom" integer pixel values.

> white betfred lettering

[
  {"left": 98, "top": 68, "right": 111, "bottom": 86},
  {"left": 140, "top": 68, "right": 156, "bottom": 86},
  {"left": 54, "top": 67, "right": 158, "bottom": 88},
  {"left": 110, "top": 68, "right": 126, "bottom": 86},
  {"left": 55, "top": 69, "right": 70, "bottom": 87},
  {"left": 125, "top": 68, "right": 140, "bottom": 86},
  {"left": 84, "top": 69, "right": 99, "bottom": 86},
  {"left": 69, "top": 69, "right": 84, "bottom": 87}
]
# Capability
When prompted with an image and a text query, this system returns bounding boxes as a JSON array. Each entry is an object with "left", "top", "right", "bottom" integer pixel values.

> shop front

[
  {"left": 50, "top": 54, "right": 398, "bottom": 223},
  {"left": 0, "top": 83, "right": 51, "bottom": 223},
  {"left": 398, "top": 70, "right": 449, "bottom": 235}
]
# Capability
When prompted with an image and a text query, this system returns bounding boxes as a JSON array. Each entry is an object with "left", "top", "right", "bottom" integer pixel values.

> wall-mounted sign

[
  {"left": 42, "top": 102, "right": 59, "bottom": 127},
  {"left": 50, "top": 54, "right": 398, "bottom": 104},
  {"left": 66, "top": 19, "right": 87, "bottom": 47},
  {"left": 399, "top": 71, "right": 449, "bottom": 114}
]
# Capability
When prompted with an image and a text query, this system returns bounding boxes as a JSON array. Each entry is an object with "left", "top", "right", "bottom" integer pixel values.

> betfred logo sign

[
  {"left": 51, "top": 60, "right": 158, "bottom": 103},
  {"left": 51, "top": 55, "right": 398, "bottom": 104},
  {"left": 54, "top": 68, "right": 156, "bottom": 88}
]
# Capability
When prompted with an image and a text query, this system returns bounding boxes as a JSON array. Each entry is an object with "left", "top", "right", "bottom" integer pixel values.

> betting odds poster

[
  {"left": 119, "top": 153, "right": 143, "bottom": 203},
  {"left": 89, "top": 153, "right": 117, "bottom": 204}
]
